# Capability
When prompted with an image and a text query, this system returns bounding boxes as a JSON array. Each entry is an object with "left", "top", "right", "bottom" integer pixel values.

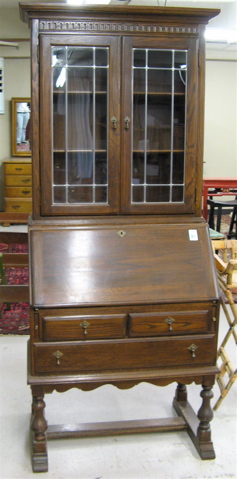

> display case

[
  {"left": 39, "top": 34, "right": 197, "bottom": 216},
  {"left": 20, "top": 3, "right": 220, "bottom": 473}
]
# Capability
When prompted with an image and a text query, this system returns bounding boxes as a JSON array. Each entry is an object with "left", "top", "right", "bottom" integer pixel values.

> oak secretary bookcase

[{"left": 20, "top": 3, "right": 220, "bottom": 472}]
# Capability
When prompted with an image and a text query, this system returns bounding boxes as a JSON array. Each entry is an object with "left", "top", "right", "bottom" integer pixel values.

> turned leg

[
  {"left": 30, "top": 388, "right": 48, "bottom": 472},
  {"left": 175, "top": 383, "right": 187, "bottom": 402},
  {"left": 173, "top": 382, "right": 216, "bottom": 460},
  {"left": 196, "top": 385, "right": 215, "bottom": 458}
]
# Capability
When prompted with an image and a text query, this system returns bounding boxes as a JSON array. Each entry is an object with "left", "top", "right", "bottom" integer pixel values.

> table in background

[{"left": 202, "top": 178, "right": 237, "bottom": 220}]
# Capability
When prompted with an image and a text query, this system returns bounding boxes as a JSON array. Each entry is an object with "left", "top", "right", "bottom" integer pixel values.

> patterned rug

[{"left": 0, "top": 242, "right": 29, "bottom": 335}]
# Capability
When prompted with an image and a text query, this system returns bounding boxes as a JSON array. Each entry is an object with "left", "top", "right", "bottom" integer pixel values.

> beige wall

[
  {"left": 0, "top": 58, "right": 30, "bottom": 210},
  {"left": 204, "top": 59, "right": 237, "bottom": 177},
  {"left": 0, "top": 7, "right": 30, "bottom": 210}
]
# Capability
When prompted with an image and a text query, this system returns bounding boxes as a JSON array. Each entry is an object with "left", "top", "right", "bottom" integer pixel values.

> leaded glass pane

[
  {"left": 52, "top": 46, "right": 109, "bottom": 205},
  {"left": 132, "top": 48, "right": 187, "bottom": 204}
]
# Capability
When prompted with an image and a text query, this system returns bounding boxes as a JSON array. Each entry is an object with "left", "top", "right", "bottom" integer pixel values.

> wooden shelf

[{"left": 0, "top": 212, "right": 30, "bottom": 226}]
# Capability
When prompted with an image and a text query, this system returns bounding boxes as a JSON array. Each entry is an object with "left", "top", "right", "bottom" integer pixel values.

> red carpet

[{"left": 0, "top": 242, "right": 29, "bottom": 335}]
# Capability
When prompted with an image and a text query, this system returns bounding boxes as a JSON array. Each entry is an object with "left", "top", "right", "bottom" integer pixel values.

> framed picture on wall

[{"left": 11, "top": 97, "right": 31, "bottom": 157}]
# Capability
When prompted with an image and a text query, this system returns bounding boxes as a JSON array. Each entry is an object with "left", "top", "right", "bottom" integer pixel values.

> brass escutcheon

[
  {"left": 117, "top": 230, "right": 126, "bottom": 238},
  {"left": 53, "top": 350, "right": 63, "bottom": 365},
  {"left": 124, "top": 116, "right": 130, "bottom": 129},
  {"left": 188, "top": 344, "right": 198, "bottom": 358},
  {"left": 80, "top": 320, "right": 90, "bottom": 335},
  {"left": 111, "top": 116, "right": 117, "bottom": 129},
  {"left": 165, "top": 316, "right": 175, "bottom": 331}
]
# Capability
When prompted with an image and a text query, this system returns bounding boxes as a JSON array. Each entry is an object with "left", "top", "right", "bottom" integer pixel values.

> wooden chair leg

[
  {"left": 208, "top": 205, "right": 215, "bottom": 229},
  {"left": 216, "top": 206, "right": 222, "bottom": 232},
  {"left": 228, "top": 206, "right": 237, "bottom": 239}
]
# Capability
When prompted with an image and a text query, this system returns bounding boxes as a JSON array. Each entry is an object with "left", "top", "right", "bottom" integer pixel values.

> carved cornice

[{"left": 39, "top": 20, "right": 198, "bottom": 35}]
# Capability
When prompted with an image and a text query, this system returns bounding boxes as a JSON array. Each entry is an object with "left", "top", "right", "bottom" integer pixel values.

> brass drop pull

[
  {"left": 111, "top": 116, "right": 117, "bottom": 129},
  {"left": 12, "top": 205, "right": 20, "bottom": 210},
  {"left": 165, "top": 316, "right": 175, "bottom": 331},
  {"left": 22, "top": 179, "right": 30, "bottom": 183},
  {"left": 15, "top": 168, "right": 23, "bottom": 172},
  {"left": 188, "top": 344, "right": 198, "bottom": 358},
  {"left": 22, "top": 190, "right": 31, "bottom": 195},
  {"left": 80, "top": 320, "right": 90, "bottom": 335},
  {"left": 53, "top": 350, "right": 63, "bottom": 365},
  {"left": 124, "top": 116, "right": 130, "bottom": 129}
]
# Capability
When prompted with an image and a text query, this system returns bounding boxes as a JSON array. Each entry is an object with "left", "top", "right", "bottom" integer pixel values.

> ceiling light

[{"left": 67, "top": 0, "right": 111, "bottom": 5}]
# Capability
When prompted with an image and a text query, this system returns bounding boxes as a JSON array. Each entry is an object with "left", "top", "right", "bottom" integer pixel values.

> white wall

[
  {"left": 203, "top": 59, "right": 237, "bottom": 177},
  {"left": 0, "top": 58, "right": 30, "bottom": 211},
  {"left": 0, "top": 7, "right": 30, "bottom": 210}
]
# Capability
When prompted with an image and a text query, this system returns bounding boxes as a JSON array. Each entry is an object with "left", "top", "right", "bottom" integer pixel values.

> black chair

[{"left": 207, "top": 199, "right": 237, "bottom": 239}]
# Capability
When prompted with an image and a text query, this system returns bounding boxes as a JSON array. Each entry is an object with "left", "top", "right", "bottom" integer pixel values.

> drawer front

[
  {"left": 33, "top": 334, "right": 216, "bottom": 374},
  {"left": 5, "top": 163, "right": 32, "bottom": 175},
  {"left": 5, "top": 198, "right": 32, "bottom": 213},
  {"left": 5, "top": 186, "right": 32, "bottom": 198},
  {"left": 129, "top": 310, "right": 211, "bottom": 337},
  {"left": 42, "top": 314, "right": 127, "bottom": 341},
  {"left": 5, "top": 175, "right": 32, "bottom": 187}
]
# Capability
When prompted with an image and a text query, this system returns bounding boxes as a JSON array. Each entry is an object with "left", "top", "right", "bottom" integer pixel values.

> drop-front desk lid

[{"left": 29, "top": 222, "right": 219, "bottom": 308}]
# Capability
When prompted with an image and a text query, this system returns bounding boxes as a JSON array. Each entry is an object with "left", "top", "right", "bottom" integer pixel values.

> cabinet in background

[{"left": 0, "top": 159, "right": 32, "bottom": 225}]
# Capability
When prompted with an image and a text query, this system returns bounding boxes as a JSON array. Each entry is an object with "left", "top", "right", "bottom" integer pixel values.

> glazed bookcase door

[
  {"left": 40, "top": 35, "right": 120, "bottom": 216},
  {"left": 121, "top": 36, "right": 199, "bottom": 215}
]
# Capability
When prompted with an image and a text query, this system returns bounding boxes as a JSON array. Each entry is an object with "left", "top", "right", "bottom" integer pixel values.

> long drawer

[
  {"left": 5, "top": 198, "right": 32, "bottom": 213},
  {"left": 5, "top": 175, "right": 32, "bottom": 187},
  {"left": 129, "top": 310, "right": 212, "bottom": 337},
  {"left": 5, "top": 163, "right": 32, "bottom": 175},
  {"left": 42, "top": 314, "right": 127, "bottom": 341},
  {"left": 33, "top": 334, "right": 216, "bottom": 374},
  {"left": 5, "top": 186, "right": 32, "bottom": 198}
]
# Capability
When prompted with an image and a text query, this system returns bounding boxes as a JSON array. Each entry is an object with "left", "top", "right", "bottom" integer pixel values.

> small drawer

[
  {"left": 129, "top": 309, "right": 211, "bottom": 337},
  {"left": 5, "top": 163, "right": 32, "bottom": 175},
  {"left": 5, "top": 186, "right": 32, "bottom": 198},
  {"left": 33, "top": 334, "right": 216, "bottom": 374},
  {"left": 5, "top": 198, "right": 32, "bottom": 213},
  {"left": 5, "top": 175, "right": 32, "bottom": 187},
  {"left": 42, "top": 314, "right": 127, "bottom": 341}
]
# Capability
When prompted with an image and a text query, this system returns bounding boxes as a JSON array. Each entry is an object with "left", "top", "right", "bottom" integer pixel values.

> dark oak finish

[{"left": 19, "top": 3, "right": 220, "bottom": 473}]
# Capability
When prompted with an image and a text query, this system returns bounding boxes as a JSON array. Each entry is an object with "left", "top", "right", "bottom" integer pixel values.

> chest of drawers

[
  {"left": 4, "top": 160, "right": 32, "bottom": 215},
  {"left": 32, "top": 302, "right": 217, "bottom": 375}
]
